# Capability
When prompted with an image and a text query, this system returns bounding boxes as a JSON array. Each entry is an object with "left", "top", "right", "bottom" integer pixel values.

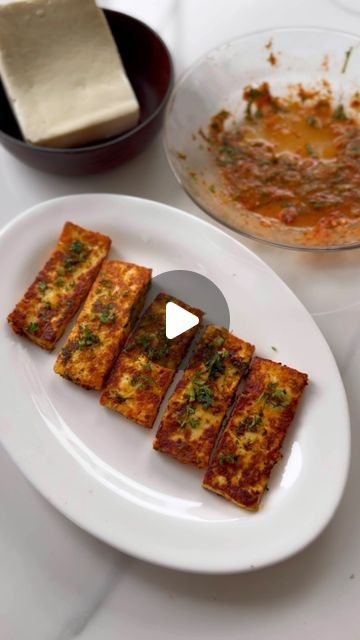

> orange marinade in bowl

[
  {"left": 165, "top": 27, "right": 360, "bottom": 250},
  {"left": 208, "top": 83, "right": 360, "bottom": 230}
]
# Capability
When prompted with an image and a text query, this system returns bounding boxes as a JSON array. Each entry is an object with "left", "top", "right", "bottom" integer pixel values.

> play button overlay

[
  {"left": 149, "top": 270, "right": 230, "bottom": 371},
  {"left": 166, "top": 301, "right": 200, "bottom": 339}
]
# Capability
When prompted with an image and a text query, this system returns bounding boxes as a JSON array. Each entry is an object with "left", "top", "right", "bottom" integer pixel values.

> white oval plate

[{"left": 0, "top": 194, "right": 350, "bottom": 574}]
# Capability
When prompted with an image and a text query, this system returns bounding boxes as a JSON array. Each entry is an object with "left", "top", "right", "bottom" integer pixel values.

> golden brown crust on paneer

[
  {"left": 100, "top": 352, "right": 175, "bottom": 427},
  {"left": 54, "top": 260, "right": 151, "bottom": 390},
  {"left": 153, "top": 325, "right": 255, "bottom": 468},
  {"left": 7, "top": 221, "right": 111, "bottom": 350},
  {"left": 202, "top": 357, "right": 308, "bottom": 511},
  {"left": 100, "top": 293, "right": 204, "bottom": 428}
]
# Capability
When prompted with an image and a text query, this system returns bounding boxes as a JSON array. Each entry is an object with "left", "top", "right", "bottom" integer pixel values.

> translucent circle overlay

[{"left": 151, "top": 269, "right": 230, "bottom": 330}]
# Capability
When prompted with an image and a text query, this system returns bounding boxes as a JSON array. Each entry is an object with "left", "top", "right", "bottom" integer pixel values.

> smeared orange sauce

[
  {"left": 246, "top": 102, "right": 337, "bottom": 159},
  {"left": 208, "top": 84, "right": 360, "bottom": 230}
]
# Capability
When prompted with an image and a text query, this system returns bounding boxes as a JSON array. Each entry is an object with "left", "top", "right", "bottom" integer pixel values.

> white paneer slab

[{"left": 0, "top": 0, "right": 140, "bottom": 147}]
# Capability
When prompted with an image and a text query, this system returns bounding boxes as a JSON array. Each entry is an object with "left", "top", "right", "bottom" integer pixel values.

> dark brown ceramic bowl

[{"left": 0, "top": 10, "right": 174, "bottom": 175}]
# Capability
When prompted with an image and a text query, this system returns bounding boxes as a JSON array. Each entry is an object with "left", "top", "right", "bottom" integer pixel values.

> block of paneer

[
  {"left": 153, "top": 325, "right": 255, "bottom": 468},
  {"left": 203, "top": 357, "right": 308, "bottom": 511},
  {"left": 7, "top": 221, "right": 111, "bottom": 350},
  {"left": 54, "top": 260, "right": 151, "bottom": 390},
  {"left": 100, "top": 293, "right": 204, "bottom": 428},
  {"left": 0, "top": 0, "right": 140, "bottom": 147}
]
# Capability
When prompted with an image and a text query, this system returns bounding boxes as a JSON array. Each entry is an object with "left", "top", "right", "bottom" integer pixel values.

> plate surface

[{"left": 0, "top": 194, "right": 350, "bottom": 573}]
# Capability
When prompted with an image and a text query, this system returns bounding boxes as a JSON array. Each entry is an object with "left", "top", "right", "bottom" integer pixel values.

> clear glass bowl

[{"left": 164, "top": 27, "right": 360, "bottom": 251}]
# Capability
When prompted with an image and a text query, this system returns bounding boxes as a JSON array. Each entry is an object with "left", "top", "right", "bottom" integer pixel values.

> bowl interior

[
  {"left": 165, "top": 27, "right": 360, "bottom": 250},
  {"left": 0, "top": 9, "right": 173, "bottom": 150}
]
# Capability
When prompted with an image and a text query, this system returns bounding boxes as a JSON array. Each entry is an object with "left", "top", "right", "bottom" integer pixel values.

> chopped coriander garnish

[
  {"left": 64, "top": 260, "right": 75, "bottom": 272},
  {"left": 136, "top": 334, "right": 151, "bottom": 349},
  {"left": 186, "top": 416, "right": 200, "bottom": 429},
  {"left": 213, "top": 335, "right": 225, "bottom": 347},
  {"left": 63, "top": 239, "right": 88, "bottom": 272},
  {"left": 188, "top": 372, "right": 213, "bottom": 408},
  {"left": 99, "top": 308, "right": 117, "bottom": 324},
  {"left": 27, "top": 321, "right": 39, "bottom": 333},
  {"left": 149, "top": 341, "right": 169, "bottom": 360},
  {"left": 239, "top": 413, "right": 263, "bottom": 432},
  {"left": 205, "top": 349, "right": 228, "bottom": 379},
  {"left": 134, "top": 330, "right": 169, "bottom": 360},
  {"left": 307, "top": 115, "right": 318, "bottom": 127},
  {"left": 333, "top": 104, "right": 347, "bottom": 121},
  {"left": 92, "top": 300, "right": 117, "bottom": 324},
  {"left": 217, "top": 143, "right": 239, "bottom": 166},
  {"left": 55, "top": 277, "right": 65, "bottom": 287},
  {"left": 142, "top": 313, "right": 156, "bottom": 325},
  {"left": 188, "top": 384, "right": 196, "bottom": 402},
  {"left": 37, "top": 281, "right": 47, "bottom": 292},
  {"left": 130, "top": 373, "right": 153, "bottom": 390},
  {"left": 269, "top": 387, "right": 288, "bottom": 405},
  {"left": 341, "top": 46, "right": 353, "bottom": 74},
  {"left": 77, "top": 324, "right": 100, "bottom": 349},
  {"left": 178, "top": 405, "right": 200, "bottom": 429},
  {"left": 218, "top": 452, "right": 238, "bottom": 465},
  {"left": 260, "top": 382, "right": 288, "bottom": 407},
  {"left": 70, "top": 239, "right": 85, "bottom": 254}
]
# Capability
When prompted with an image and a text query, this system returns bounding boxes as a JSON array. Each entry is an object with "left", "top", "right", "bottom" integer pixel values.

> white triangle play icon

[{"left": 165, "top": 301, "right": 199, "bottom": 339}]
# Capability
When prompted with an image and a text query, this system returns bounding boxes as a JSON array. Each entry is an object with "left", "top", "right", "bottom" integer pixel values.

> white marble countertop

[{"left": 1, "top": 0, "right": 359, "bottom": 638}]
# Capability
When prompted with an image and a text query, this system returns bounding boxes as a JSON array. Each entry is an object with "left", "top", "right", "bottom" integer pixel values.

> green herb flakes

[
  {"left": 261, "top": 382, "right": 289, "bottom": 407},
  {"left": 64, "top": 239, "right": 88, "bottom": 272},
  {"left": 178, "top": 405, "right": 200, "bottom": 429},
  {"left": 99, "top": 308, "right": 117, "bottom": 324},
  {"left": 188, "top": 373, "right": 213, "bottom": 408},
  {"left": 27, "top": 321, "right": 39, "bottom": 333},
  {"left": 341, "top": 46, "right": 353, "bottom": 74},
  {"left": 77, "top": 324, "right": 100, "bottom": 349},
  {"left": 218, "top": 452, "right": 238, "bottom": 465},
  {"left": 213, "top": 335, "right": 225, "bottom": 347},
  {"left": 239, "top": 413, "right": 263, "bottom": 432},
  {"left": 333, "top": 104, "right": 347, "bottom": 121},
  {"left": 130, "top": 373, "right": 153, "bottom": 390},
  {"left": 205, "top": 349, "right": 227, "bottom": 379},
  {"left": 307, "top": 115, "right": 318, "bottom": 127}
]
